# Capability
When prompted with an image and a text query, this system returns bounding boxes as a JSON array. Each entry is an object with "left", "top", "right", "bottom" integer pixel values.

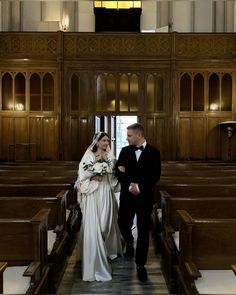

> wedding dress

[{"left": 77, "top": 149, "right": 123, "bottom": 282}]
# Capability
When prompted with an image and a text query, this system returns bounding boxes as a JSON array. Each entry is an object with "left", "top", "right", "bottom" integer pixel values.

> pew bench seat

[
  {"left": 3, "top": 266, "right": 32, "bottom": 294},
  {"left": 193, "top": 269, "right": 236, "bottom": 294}
]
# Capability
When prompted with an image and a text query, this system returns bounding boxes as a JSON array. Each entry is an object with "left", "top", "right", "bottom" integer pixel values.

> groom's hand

[
  {"left": 129, "top": 183, "right": 140, "bottom": 195},
  {"left": 118, "top": 166, "right": 125, "bottom": 173}
]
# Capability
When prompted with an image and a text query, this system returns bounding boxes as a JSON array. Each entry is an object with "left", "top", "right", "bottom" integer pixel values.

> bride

[{"left": 76, "top": 132, "right": 123, "bottom": 281}]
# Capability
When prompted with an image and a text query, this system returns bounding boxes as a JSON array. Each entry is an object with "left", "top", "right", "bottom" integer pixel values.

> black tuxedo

[{"left": 116, "top": 144, "right": 161, "bottom": 266}]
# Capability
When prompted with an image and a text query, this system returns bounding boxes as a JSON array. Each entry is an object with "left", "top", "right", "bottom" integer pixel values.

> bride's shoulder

[{"left": 81, "top": 150, "right": 95, "bottom": 162}]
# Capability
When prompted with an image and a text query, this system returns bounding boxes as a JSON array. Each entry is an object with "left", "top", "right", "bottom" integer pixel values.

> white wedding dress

[{"left": 77, "top": 150, "right": 123, "bottom": 282}]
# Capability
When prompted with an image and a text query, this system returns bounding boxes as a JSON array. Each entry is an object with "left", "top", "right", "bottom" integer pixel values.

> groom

[{"left": 115, "top": 123, "right": 161, "bottom": 282}]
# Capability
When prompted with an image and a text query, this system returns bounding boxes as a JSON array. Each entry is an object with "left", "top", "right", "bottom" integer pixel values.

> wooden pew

[
  {"left": 0, "top": 192, "right": 69, "bottom": 293},
  {"left": 0, "top": 182, "right": 76, "bottom": 206},
  {"left": 0, "top": 208, "right": 50, "bottom": 295},
  {"left": 0, "top": 183, "right": 79, "bottom": 254},
  {"left": 160, "top": 190, "right": 236, "bottom": 293},
  {"left": 176, "top": 210, "right": 236, "bottom": 294}
]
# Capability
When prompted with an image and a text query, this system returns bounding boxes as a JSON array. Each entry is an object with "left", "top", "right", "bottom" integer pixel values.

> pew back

[
  {"left": 178, "top": 210, "right": 236, "bottom": 269},
  {"left": 0, "top": 208, "right": 49, "bottom": 266},
  {"left": 0, "top": 191, "right": 67, "bottom": 230},
  {"left": 161, "top": 191, "right": 236, "bottom": 232}
]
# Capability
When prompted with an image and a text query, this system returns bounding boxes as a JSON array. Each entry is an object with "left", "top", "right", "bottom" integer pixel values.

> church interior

[{"left": 1, "top": 0, "right": 236, "bottom": 294}]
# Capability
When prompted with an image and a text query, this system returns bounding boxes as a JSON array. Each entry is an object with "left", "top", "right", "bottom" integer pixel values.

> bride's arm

[{"left": 78, "top": 152, "right": 99, "bottom": 194}]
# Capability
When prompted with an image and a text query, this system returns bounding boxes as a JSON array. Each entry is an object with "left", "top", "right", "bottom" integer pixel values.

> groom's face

[{"left": 126, "top": 129, "right": 140, "bottom": 146}]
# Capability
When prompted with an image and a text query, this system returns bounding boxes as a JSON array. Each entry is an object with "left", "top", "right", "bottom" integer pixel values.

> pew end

[
  {"left": 176, "top": 209, "right": 236, "bottom": 294},
  {"left": 0, "top": 208, "right": 50, "bottom": 294}
]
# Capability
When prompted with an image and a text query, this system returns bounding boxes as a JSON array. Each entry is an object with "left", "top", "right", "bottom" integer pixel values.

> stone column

[
  {"left": 171, "top": 1, "right": 193, "bottom": 32},
  {"left": 225, "top": 0, "right": 234, "bottom": 32},
  {"left": 77, "top": 1, "right": 95, "bottom": 32},
  {"left": 194, "top": 1, "right": 213, "bottom": 32},
  {"left": 11, "top": 1, "right": 21, "bottom": 31}
]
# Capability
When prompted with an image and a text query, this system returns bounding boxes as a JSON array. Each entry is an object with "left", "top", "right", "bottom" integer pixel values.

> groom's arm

[{"left": 115, "top": 148, "right": 129, "bottom": 186}]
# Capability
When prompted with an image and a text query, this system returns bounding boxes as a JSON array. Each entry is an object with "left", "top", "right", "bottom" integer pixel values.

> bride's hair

[{"left": 92, "top": 132, "right": 109, "bottom": 152}]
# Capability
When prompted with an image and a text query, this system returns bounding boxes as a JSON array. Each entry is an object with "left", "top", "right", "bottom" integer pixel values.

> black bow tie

[{"left": 135, "top": 146, "right": 144, "bottom": 151}]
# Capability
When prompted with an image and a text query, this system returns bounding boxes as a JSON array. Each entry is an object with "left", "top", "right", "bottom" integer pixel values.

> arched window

[
  {"left": 96, "top": 73, "right": 115, "bottom": 112},
  {"left": 193, "top": 73, "right": 204, "bottom": 111},
  {"left": 71, "top": 73, "right": 90, "bottom": 112},
  {"left": 146, "top": 73, "right": 164, "bottom": 112},
  {"left": 43, "top": 73, "right": 54, "bottom": 111},
  {"left": 221, "top": 73, "right": 232, "bottom": 111},
  {"left": 30, "top": 73, "right": 41, "bottom": 111},
  {"left": 208, "top": 73, "right": 220, "bottom": 111},
  {"left": 2, "top": 73, "right": 13, "bottom": 110},
  {"left": 180, "top": 73, "right": 191, "bottom": 111}
]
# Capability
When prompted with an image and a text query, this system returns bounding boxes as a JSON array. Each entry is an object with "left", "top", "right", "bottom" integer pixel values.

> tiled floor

[{"left": 57, "top": 230, "right": 169, "bottom": 294}]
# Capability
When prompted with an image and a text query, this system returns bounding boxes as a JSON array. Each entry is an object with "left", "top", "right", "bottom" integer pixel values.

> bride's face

[{"left": 97, "top": 135, "right": 110, "bottom": 151}]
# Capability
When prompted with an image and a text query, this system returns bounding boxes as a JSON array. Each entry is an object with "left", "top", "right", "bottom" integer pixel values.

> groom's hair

[{"left": 127, "top": 123, "right": 144, "bottom": 136}]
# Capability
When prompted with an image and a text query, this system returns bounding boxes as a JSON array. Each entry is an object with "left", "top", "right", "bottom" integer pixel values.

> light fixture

[
  {"left": 60, "top": 14, "right": 69, "bottom": 32},
  {"left": 209, "top": 103, "right": 219, "bottom": 111},
  {"left": 15, "top": 103, "right": 24, "bottom": 111}
]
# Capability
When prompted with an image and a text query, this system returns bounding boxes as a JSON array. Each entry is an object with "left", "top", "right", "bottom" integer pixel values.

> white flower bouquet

[{"left": 83, "top": 159, "right": 112, "bottom": 176}]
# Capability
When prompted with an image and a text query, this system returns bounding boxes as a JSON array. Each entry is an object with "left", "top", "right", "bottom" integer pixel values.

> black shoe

[
  {"left": 137, "top": 266, "right": 147, "bottom": 282},
  {"left": 125, "top": 244, "right": 134, "bottom": 259}
]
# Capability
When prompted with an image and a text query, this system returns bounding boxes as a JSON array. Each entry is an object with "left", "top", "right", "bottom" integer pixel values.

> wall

[
  {"left": 0, "top": 1, "right": 236, "bottom": 33},
  {"left": 0, "top": 32, "right": 236, "bottom": 161}
]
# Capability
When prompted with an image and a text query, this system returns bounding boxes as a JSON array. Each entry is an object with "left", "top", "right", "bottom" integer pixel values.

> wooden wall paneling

[
  {"left": 78, "top": 116, "right": 92, "bottom": 160},
  {"left": 178, "top": 118, "right": 191, "bottom": 160},
  {"left": 145, "top": 116, "right": 167, "bottom": 160},
  {"left": 191, "top": 117, "right": 205, "bottom": 159},
  {"left": 42, "top": 117, "right": 58, "bottom": 160},
  {"left": 1, "top": 117, "right": 14, "bottom": 161},
  {"left": 66, "top": 115, "right": 92, "bottom": 161},
  {"left": 206, "top": 117, "right": 221, "bottom": 160},
  {"left": 14, "top": 117, "right": 28, "bottom": 161},
  {"left": 155, "top": 118, "right": 165, "bottom": 159},
  {"left": 145, "top": 117, "right": 155, "bottom": 147},
  {"left": 69, "top": 116, "right": 79, "bottom": 160},
  {"left": 29, "top": 117, "right": 42, "bottom": 160}
]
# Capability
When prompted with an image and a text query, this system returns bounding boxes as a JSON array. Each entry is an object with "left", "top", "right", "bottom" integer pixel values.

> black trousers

[{"left": 118, "top": 193, "right": 153, "bottom": 266}]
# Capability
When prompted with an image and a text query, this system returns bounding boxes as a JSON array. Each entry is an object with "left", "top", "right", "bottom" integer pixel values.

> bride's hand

[{"left": 90, "top": 175, "right": 103, "bottom": 182}]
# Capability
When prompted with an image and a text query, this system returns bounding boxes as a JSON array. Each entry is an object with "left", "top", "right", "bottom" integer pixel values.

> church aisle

[{"left": 57, "top": 234, "right": 169, "bottom": 294}]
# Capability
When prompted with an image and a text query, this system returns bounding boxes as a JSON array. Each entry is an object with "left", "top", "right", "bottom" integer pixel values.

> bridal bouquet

[{"left": 83, "top": 159, "right": 112, "bottom": 176}]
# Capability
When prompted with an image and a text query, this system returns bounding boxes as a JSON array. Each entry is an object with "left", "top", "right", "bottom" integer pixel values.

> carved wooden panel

[
  {"left": 207, "top": 118, "right": 221, "bottom": 160},
  {"left": 14, "top": 117, "right": 28, "bottom": 160},
  {"left": 69, "top": 117, "right": 80, "bottom": 160},
  {"left": 68, "top": 116, "right": 92, "bottom": 161},
  {"left": 175, "top": 34, "right": 236, "bottom": 59},
  {"left": 64, "top": 33, "right": 172, "bottom": 58},
  {"left": 0, "top": 33, "right": 57, "bottom": 59},
  {"left": 29, "top": 117, "right": 42, "bottom": 160},
  {"left": 145, "top": 116, "right": 166, "bottom": 159},
  {"left": 191, "top": 118, "right": 205, "bottom": 159},
  {"left": 178, "top": 118, "right": 191, "bottom": 160},
  {"left": 1, "top": 117, "right": 14, "bottom": 161},
  {"left": 29, "top": 116, "right": 58, "bottom": 160},
  {"left": 42, "top": 117, "right": 58, "bottom": 160}
]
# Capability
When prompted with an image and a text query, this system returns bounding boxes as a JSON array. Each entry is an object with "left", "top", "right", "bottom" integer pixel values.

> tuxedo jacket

[{"left": 116, "top": 144, "right": 161, "bottom": 205}]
